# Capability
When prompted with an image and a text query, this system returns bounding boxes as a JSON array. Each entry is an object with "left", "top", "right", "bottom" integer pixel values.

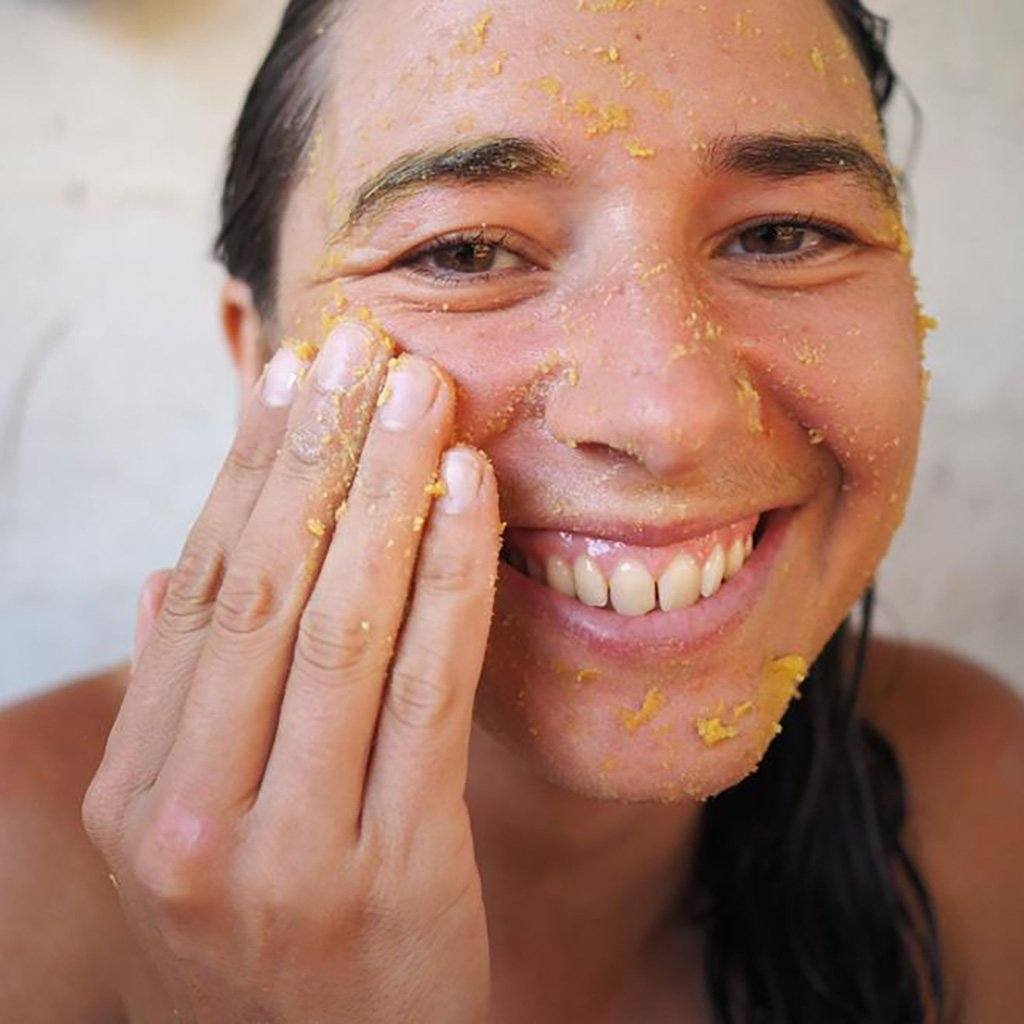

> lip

[
  {"left": 495, "top": 506, "right": 796, "bottom": 657},
  {"left": 501, "top": 511, "right": 766, "bottom": 548}
]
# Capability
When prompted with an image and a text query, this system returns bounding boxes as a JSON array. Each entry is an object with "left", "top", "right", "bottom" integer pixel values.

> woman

[{"left": 1, "top": 0, "right": 1021, "bottom": 1020}]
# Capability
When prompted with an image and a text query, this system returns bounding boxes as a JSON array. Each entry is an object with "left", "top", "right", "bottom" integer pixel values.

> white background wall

[{"left": 1, "top": 0, "right": 1021, "bottom": 707}]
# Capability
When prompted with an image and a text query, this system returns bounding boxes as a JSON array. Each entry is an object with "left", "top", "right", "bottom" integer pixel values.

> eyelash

[
  {"left": 396, "top": 229, "right": 529, "bottom": 286},
  {"left": 393, "top": 215, "right": 857, "bottom": 285},
  {"left": 715, "top": 213, "right": 856, "bottom": 264}
]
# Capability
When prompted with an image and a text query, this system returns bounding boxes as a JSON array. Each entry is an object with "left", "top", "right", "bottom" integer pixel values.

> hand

[{"left": 83, "top": 322, "right": 499, "bottom": 1024}]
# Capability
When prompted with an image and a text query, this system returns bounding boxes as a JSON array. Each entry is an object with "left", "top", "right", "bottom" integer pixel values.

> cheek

[{"left": 733, "top": 269, "right": 924, "bottom": 512}]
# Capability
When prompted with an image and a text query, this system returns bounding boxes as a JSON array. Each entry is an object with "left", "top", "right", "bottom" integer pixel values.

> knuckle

[
  {"left": 385, "top": 653, "right": 456, "bottom": 731},
  {"left": 225, "top": 435, "right": 277, "bottom": 478},
  {"left": 129, "top": 800, "right": 222, "bottom": 907},
  {"left": 294, "top": 607, "right": 372, "bottom": 678},
  {"left": 352, "top": 466, "right": 403, "bottom": 508},
  {"left": 416, "top": 547, "right": 480, "bottom": 595},
  {"left": 161, "top": 542, "right": 227, "bottom": 631},
  {"left": 213, "top": 561, "right": 277, "bottom": 638}
]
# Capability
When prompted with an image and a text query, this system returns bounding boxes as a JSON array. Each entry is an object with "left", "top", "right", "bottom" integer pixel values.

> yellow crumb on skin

[
  {"left": 576, "top": 668, "right": 600, "bottom": 684},
  {"left": 412, "top": 515, "right": 426, "bottom": 533},
  {"left": 333, "top": 501, "right": 347, "bottom": 524},
  {"left": 578, "top": 0, "right": 639, "bottom": 11},
  {"left": 619, "top": 686, "right": 667, "bottom": 733},
  {"left": 360, "top": 620, "right": 371, "bottom": 633},
  {"left": 625, "top": 139, "right": 655, "bottom": 158},
  {"left": 638, "top": 260, "right": 670, "bottom": 280},
  {"left": 734, "top": 374, "right": 764, "bottom": 434},
  {"left": 424, "top": 478, "right": 448, "bottom": 498},
  {"left": 306, "top": 518, "right": 327, "bottom": 538},
  {"left": 809, "top": 46, "right": 826, "bottom": 74},
  {"left": 536, "top": 75, "right": 562, "bottom": 96},
  {"left": 583, "top": 102, "right": 632, "bottom": 137},
  {"left": 732, "top": 700, "right": 755, "bottom": 719},
  {"left": 290, "top": 340, "right": 319, "bottom": 362},
  {"left": 376, "top": 382, "right": 393, "bottom": 408},
  {"left": 491, "top": 58, "right": 503, "bottom": 74},
  {"left": 916, "top": 311, "right": 939, "bottom": 343},
  {"left": 807, "top": 427, "right": 826, "bottom": 445},
  {"left": 696, "top": 716, "right": 739, "bottom": 747},
  {"left": 597, "top": 755, "right": 620, "bottom": 774}
]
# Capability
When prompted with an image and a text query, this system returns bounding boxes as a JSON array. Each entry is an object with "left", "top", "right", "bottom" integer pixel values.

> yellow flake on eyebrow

[
  {"left": 809, "top": 46, "right": 827, "bottom": 74},
  {"left": 625, "top": 139, "right": 655, "bottom": 158},
  {"left": 807, "top": 427, "right": 826, "bottom": 445},
  {"left": 696, "top": 716, "right": 739, "bottom": 747},
  {"left": 619, "top": 686, "right": 667, "bottom": 733},
  {"left": 306, "top": 518, "right": 327, "bottom": 538}
]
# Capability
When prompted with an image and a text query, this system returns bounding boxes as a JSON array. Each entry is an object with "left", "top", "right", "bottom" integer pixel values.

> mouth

[{"left": 496, "top": 508, "right": 792, "bottom": 656}]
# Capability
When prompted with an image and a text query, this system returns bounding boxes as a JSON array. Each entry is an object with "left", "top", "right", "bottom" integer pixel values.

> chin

[{"left": 471, "top": 488, "right": 896, "bottom": 804}]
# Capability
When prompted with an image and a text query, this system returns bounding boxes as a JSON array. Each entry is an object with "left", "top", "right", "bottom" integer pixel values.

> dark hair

[{"left": 215, "top": 4, "right": 944, "bottom": 1021}]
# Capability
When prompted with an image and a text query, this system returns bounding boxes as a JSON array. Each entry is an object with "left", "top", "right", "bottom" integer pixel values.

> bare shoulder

[
  {"left": 860, "top": 637, "right": 1024, "bottom": 1024},
  {"left": 0, "top": 668, "right": 131, "bottom": 1022}
]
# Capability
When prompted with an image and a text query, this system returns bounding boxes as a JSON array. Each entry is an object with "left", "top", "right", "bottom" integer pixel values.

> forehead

[{"left": 322, "top": 0, "right": 881, "bottom": 169}]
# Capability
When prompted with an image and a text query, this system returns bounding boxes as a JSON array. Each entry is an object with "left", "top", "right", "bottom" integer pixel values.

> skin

[{"left": 1, "top": 0, "right": 1022, "bottom": 1021}]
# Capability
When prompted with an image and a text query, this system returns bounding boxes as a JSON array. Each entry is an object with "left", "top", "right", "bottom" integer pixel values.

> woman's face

[{"left": 272, "top": 0, "right": 925, "bottom": 802}]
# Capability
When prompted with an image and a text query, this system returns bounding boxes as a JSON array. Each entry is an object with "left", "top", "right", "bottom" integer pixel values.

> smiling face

[{"left": 267, "top": 0, "right": 926, "bottom": 803}]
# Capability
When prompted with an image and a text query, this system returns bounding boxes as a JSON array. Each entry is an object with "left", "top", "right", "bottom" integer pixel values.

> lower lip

[{"left": 496, "top": 508, "right": 796, "bottom": 658}]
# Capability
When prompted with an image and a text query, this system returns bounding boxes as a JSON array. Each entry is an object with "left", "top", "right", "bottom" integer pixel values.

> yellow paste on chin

[{"left": 619, "top": 686, "right": 667, "bottom": 733}]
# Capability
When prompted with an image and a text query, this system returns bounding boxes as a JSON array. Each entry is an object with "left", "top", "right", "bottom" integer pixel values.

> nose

[{"left": 543, "top": 279, "right": 740, "bottom": 481}]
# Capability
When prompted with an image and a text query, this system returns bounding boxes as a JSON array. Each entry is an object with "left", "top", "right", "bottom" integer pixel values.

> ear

[{"left": 220, "top": 277, "right": 267, "bottom": 395}]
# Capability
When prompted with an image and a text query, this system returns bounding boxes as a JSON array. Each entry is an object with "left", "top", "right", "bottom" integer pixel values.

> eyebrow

[
  {"left": 337, "top": 136, "right": 566, "bottom": 237},
  {"left": 701, "top": 132, "right": 898, "bottom": 207}
]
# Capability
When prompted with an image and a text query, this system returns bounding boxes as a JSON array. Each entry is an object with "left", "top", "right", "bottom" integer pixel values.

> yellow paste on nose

[{"left": 619, "top": 686, "right": 667, "bottom": 733}]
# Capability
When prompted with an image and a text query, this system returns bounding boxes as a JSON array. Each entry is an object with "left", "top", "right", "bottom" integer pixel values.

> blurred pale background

[{"left": 1, "top": 0, "right": 1021, "bottom": 706}]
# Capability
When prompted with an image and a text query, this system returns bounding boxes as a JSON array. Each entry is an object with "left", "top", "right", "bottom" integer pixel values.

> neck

[{"left": 466, "top": 724, "right": 705, "bottom": 1022}]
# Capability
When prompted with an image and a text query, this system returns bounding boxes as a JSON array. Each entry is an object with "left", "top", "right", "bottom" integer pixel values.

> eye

[
  {"left": 397, "top": 230, "right": 534, "bottom": 283},
  {"left": 718, "top": 216, "right": 855, "bottom": 264}
]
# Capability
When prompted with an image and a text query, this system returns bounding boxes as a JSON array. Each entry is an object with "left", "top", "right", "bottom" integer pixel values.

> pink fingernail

[
  {"left": 315, "top": 322, "right": 373, "bottom": 391},
  {"left": 378, "top": 358, "right": 439, "bottom": 431},
  {"left": 261, "top": 347, "right": 302, "bottom": 407},
  {"left": 437, "top": 449, "right": 482, "bottom": 515}
]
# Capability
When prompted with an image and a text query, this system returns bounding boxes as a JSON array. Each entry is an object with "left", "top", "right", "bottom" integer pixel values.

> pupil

[
  {"left": 439, "top": 242, "right": 496, "bottom": 273},
  {"left": 744, "top": 224, "right": 804, "bottom": 254}
]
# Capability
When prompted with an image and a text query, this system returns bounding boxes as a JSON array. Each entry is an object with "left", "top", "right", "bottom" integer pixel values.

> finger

[
  {"left": 364, "top": 447, "right": 500, "bottom": 827},
  {"left": 131, "top": 570, "right": 172, "bottom": 672},
  {"left": 99, "top": 348, "right": 303, "bottom": 795},
  {"left": 154, "top": 322, "right": 391, "bottom": 812},
  {"left": 254, "top": 354, "right": 456, "bottom": 835}
]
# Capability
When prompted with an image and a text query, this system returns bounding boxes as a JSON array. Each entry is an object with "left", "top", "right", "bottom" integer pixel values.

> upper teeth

[{"left": 505, "top": 533, "right": 756, "bottom": 616}]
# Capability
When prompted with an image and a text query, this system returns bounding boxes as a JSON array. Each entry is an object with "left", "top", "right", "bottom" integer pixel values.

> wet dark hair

[{"left": 215, "top": 3, "right": 944, "bottom": 1021}]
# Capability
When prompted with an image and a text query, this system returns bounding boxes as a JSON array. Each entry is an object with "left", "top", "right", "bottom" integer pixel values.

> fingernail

[
  {"left": 315, "top": 322, "right": 373, "bottom": 392},
  {"left": 378, "top": 358, "right": 439, "bottom": 431},
  {"left": 437, "top": 449, "right": 482, "bottom": 515},
  {"left": 261, "top": 347, "right": 302, "bottom": 407}
]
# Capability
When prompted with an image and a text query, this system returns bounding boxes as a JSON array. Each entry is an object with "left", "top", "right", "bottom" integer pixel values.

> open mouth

[{"left": 499, "top": 512, "right": 770, "bottom": 617}]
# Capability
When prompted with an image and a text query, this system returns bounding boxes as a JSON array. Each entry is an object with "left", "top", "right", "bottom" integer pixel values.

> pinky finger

[{"left": 131, "top": 570, "right": 172, "bottom": 672}]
